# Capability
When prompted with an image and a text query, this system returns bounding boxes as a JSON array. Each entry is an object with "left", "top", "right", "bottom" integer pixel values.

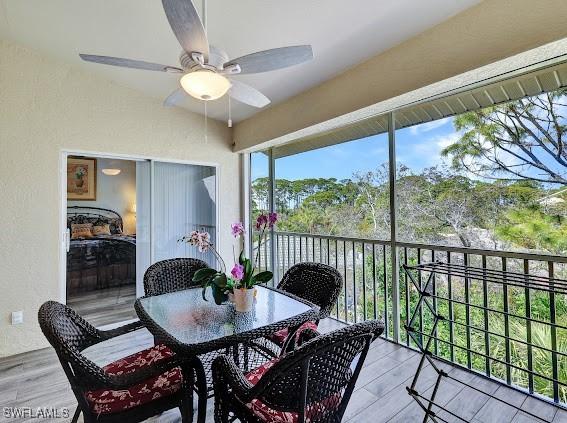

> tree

[
  {"left": 352, "top": 165, "right": 391, "bottom": 237},
  {"left": 442, "top": 89, "right": 567, "bottom": 185},
  {"left": 496, "top": 206, "right": 567, "bottom": 254}
]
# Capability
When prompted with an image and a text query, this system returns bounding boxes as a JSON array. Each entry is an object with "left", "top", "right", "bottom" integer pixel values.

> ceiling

[{"left": 0, "top": 0, "right": 481, "bottom": 123}]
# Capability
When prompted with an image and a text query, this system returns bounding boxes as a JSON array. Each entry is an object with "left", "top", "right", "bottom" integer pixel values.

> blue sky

[{"left": 252, "top": 117, "right": 456, "bottom": 181}]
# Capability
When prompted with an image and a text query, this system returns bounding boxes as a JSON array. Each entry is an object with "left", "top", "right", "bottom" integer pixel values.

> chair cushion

[
  {"left": 244, "top": 356, "right": 341, "bottom": 423},
  {"left": 270, "top": 321, "right": 318, "bottom": 346},
  {"left": 85, "top": 344, "right": 182, "bottom": 415}
]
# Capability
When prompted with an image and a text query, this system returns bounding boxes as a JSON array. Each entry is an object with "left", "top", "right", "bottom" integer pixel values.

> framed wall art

[{"left": 67, "top": 157, "right": 97, "bottom": 200}]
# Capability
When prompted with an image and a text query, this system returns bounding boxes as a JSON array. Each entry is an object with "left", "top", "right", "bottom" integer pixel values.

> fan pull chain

[
  {"left": 204, "top": 101, "right": 208, "bottom": 144},
  {"left": 202, "top": 0, "right": 207, "bottom": 36},
  {"left": 228, "top": 94, "right": 232, "bottom": 128}
]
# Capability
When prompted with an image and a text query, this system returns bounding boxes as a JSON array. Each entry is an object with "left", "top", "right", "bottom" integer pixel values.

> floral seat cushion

[
  {"left": 85, "top": 344, "right": 182, "bottom": 415},
  {"left": 243, "top": 356, "right": 341, "bottom": 423},
  {"left": 270, "top": 321, "right": 318, "bottom": 346}
]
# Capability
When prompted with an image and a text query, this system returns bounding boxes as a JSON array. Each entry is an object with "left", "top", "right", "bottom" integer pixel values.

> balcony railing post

[{"left": 388, "top": 111, "right": 401, "bottom": 342}]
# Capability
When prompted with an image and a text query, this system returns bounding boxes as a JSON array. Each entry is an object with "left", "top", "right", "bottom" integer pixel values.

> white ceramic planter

[{"left": 233, "top": 288, "right": 255, "bottom": 312}]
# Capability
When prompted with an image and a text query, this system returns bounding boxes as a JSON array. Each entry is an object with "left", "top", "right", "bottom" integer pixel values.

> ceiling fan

[{"left": 79, "top": 0, "right": 313, "bottom": 110}]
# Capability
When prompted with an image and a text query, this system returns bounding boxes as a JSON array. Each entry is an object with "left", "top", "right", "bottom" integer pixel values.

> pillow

[
  {"left": 71, "top": 223, "right": 93, "bottom": 239},
  {"left": 92, "top": 224, "right": 111, "bottom": 236},
  {"left": 107, "top": 218, "right": 123, "bottom": 234}
]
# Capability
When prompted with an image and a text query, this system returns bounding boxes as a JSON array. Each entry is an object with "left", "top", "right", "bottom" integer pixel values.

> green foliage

[
  {"left": 443, "top": 90, "right": 567, "bottom": 185},
  {"left": 240, "top": 242, "right": 273, "bottom": 289},
  {"left": 496, "top": 207, "right": 567, "bottom": 254},
  {"left": 192, "top": 268, "right": 229, "bottom": 305}
]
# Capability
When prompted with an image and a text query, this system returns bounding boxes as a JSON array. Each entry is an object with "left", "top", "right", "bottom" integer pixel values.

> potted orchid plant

[{"left": 180, "top": 212, "right": 278, "bottom": 311}]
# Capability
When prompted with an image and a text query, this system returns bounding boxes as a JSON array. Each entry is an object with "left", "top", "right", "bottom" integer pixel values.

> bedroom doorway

[
  {"left": 66, "top": 156, "right": 138, "bottom": 326},
  {"left": 61, "top": 152, "right": 219, "bottom": 327}
]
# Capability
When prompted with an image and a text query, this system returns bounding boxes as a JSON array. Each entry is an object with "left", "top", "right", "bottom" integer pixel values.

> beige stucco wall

[
  {"left": 233, "top": 0, "right": 567, "bottom": 151},
  {"left": 0, "top": 39, "right": 239, "bottom": 357}
]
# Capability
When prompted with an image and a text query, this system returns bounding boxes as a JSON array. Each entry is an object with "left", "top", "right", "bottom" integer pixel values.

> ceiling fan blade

[
  {"left": 163, "top": 88, "right": 188, "bottom": 107},
  {"left": 79, "top": 54, "right": 183, "bottom": 73},
  {"left": 225, "top": 45, "right": 313, "bottom": 75},
  {"left": 162, "top": 0, "right": 209, "bottom": 60},
  {"left": 229, "top": 80, "right": 270, "bottom": 108}
]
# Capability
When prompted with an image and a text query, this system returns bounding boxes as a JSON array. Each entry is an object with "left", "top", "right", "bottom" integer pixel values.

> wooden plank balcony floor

[
  {"left": 67, "top": 285, "right": 137, "bottom": 327},
  {"left": 0, "top": 318, "right": 563, "bottom": 422}
]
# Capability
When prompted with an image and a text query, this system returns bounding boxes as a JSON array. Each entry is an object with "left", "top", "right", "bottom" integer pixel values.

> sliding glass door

[
  {"left": 152, "top": 161, "right": 217, "bottom": 265},
  {"left": 135, "top": 160, "right": 217, "bottom": 297}
]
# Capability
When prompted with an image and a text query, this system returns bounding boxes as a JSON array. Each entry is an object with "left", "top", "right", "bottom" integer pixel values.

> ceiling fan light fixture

[{"left": 180, "top": 70, "right": 231, "bottom": 101}]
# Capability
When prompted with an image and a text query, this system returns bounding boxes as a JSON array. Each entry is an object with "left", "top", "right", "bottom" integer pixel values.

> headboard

[{"left": 67, "top": 206, "right": 123, "bottom": 234}]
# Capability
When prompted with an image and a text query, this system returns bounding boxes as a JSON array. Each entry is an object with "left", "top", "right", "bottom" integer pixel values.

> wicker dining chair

[
  {"left": 38, "top": 301, "right": 193, "bottom": 423},
  {"left": 212, "top": 319, "right": 384, "bottom": 423},
  {"left": 143, "top": 257, "right": 209, "bottom": 296},
  {"left": 257, "top": 262, "right": 343, "bottom": 357},
  {"left": 278, "top": 262, "right": 343, "bottom": 319}
]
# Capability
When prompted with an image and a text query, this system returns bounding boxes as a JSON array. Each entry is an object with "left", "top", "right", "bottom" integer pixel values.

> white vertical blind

[
  {"left": 152, "top": 162, "right": 217, "bottom": 267},
  {"left": 135, "top": 161, "right": 151, "bottom": 298}
]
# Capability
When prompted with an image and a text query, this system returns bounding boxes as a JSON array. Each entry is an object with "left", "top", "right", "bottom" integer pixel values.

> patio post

[
  {"left": 388, "top": 112, "right": 400, "bottom": 342},
  {"left": 268, "top": 148, "right": 278, "bottom": 285}
]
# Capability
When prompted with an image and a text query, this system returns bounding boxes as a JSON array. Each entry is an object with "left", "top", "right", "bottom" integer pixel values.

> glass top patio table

[{"left": 135, "top": 285, "right": 320, "bottom": 355}]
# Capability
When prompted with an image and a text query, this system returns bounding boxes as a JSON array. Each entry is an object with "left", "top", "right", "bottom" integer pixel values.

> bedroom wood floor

[
  {"left": 0, "top": 318, "right": 563, "bottom": 423},
  {"left": 66, "top": 285, "right": 137, "bottom": 327}
]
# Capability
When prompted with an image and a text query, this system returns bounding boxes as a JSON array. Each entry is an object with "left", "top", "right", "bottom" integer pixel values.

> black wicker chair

[
  {"left": 38, "top": 301, "right": 193, "bottom": 423},
  {"left": 253, "top": 262, "right": 343, "bottom": 359},
  {"left": 212, "top": 320, "right": 384, "bottom": 423},
  {"left": 278, "top": 263, "right": 343, "bottom": 320},
  {"left": 143, "top": 257, "right": 209, "bottom": 296}
]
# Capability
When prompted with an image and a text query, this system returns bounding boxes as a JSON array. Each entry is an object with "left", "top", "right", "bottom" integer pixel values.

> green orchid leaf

[
  {"left": 202, "top": 286, "right": 208, "bottom": 302},
  {"left": 253, "top": 271, "right": 273, "bottom": 283},
  {"left": 211, "top": 284, "right": 228, "bottom": 305},
  {"left": 244, "top": 260, "right": 253, "bottom": 278},
  {"left": 239, "top": 250, "right": 246, "bottom": 265},
  {"left": 226, "top": 278, "right": 235, "bottom": 291},
  {"left": 193, "top": 268, "right": 218, "bottom": 282},
  {"left": 212, "top": 273, "right": 228, "bottom": 289}
]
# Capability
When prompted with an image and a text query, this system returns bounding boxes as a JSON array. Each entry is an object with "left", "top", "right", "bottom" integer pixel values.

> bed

[{"left": 66, "top": 206, "right": 136, "bottom": 295}]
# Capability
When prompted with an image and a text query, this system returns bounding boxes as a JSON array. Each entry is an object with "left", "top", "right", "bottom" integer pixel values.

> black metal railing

[{"left": 252, "top": 230, "right": 567, "bottom": 406}]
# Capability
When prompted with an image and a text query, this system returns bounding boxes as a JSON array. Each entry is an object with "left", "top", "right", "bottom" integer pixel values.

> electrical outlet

[{"left": 11, "top": 311, "right": 23, "bottom": 325}]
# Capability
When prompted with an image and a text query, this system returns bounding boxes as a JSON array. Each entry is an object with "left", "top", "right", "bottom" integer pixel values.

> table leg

[
  {"left": 192, "top": 358, "right": 208, "bottom": 423},
  {"left": 243, "top": 343, "right": 250, "bottom": 372},
  {"left": 180, "top": 362, "right": 194, "bottom": 423},
  {"left": 232, "top": 344, "right": 240, "bottom": 368}
]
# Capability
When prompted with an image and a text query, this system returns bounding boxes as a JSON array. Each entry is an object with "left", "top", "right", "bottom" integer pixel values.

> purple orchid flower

[
  {"left": 268, "top": 212, "right": 278, "bottom": 228},
  {"left": 231, "top": 263, "right": 245, "bottom": 280},
  {"left": 231, "top": 222, "right": 245, "bottom": 238},
  {"left": 255, "top": 213, "right": 268, "bottom": 230}
]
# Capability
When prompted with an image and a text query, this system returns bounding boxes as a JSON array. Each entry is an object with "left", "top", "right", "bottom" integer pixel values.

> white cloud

[
  {"left": 408, "top": 133, "right": 460, "bottom": 167},
  {"left": 435, "top": 132, "right": 459, "bottom": 150},
  {"left": 409, "top": 117, "right": 451, "bottom": 135}
]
